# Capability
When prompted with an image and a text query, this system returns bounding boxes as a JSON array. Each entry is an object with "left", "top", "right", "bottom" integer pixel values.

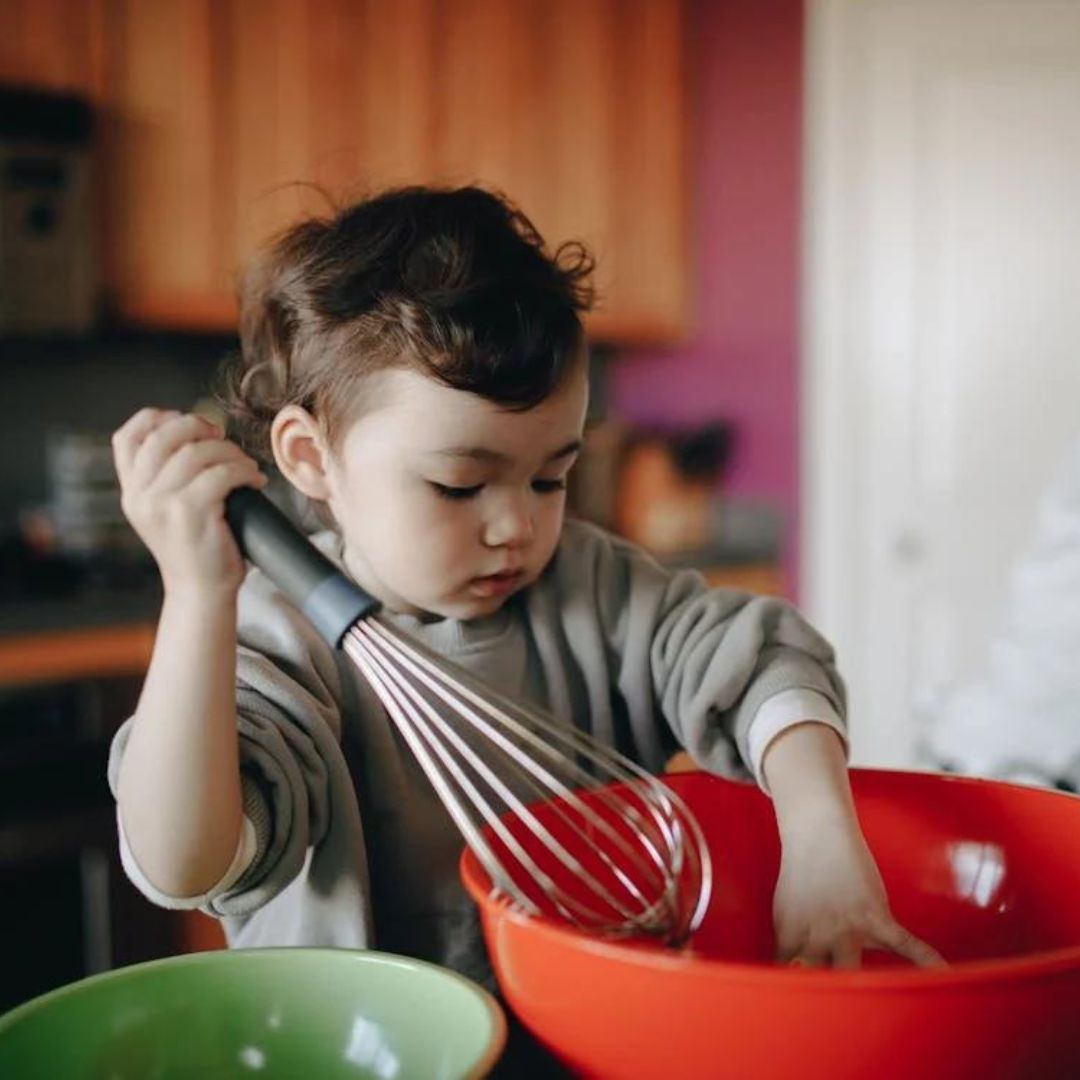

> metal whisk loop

[
  {"left": 349, "top": 625, "right": 671, "bottom": 933},
  {"left": 346, "top": 620, "right": 712, "bottom": 943},
  {"left": 353, "top": 623, "right": 676, "bottom": 924},
  {"left": 345, "top": 636, "right": 543, "bottom": 914}
]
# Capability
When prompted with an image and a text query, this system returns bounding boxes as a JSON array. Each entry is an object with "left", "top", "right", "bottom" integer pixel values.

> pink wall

[{"left": 610, "top": 0, "right": 804, "bottom": 592}]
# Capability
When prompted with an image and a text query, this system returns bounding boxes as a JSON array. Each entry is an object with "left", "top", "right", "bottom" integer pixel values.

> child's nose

[{"left": 483, "top": 492, "right": 535, "bottom": 549}]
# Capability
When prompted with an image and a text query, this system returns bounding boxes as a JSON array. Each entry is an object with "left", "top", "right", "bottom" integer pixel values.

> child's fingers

[
  {"left": 787, "top": 949, "right": 828, "bottom": 969},
  {"left": 112, "top": 407, "right": 179, "bottom": 481},
  {"left": 775, "top": 934, "right": 802, "bottom": 966},
  {"left": 779, "top": 934, "right": 829, "bottom": 969},
  {"left": 129, "top": 413, "right": 223, "bottom": 490},
  {"left": 150, "top": 437, "right": 260, "bottom": 498},
  {"left": 184, "top": 458, "right": 267, "bottom": 514},
  {"left": 829, "top": 936, "right": 863, "bottom": 970},
  {"left": 870, "top": 918, "right": 946, "bottom": 968}
]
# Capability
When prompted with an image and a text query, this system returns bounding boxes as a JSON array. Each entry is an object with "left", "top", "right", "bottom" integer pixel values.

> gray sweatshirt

[{"left": 108, "top": 519, "right": 846, "bottom": 988}]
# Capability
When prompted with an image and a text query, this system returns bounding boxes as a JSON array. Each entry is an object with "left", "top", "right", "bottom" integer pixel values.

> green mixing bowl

[{"left": 0, "top": 948, "right": 506, "bottom": 1079}]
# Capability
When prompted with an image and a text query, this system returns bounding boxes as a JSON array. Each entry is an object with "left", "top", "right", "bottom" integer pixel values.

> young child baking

[{"left": 108, "top": 186, "right": 942, "bottom": 985}]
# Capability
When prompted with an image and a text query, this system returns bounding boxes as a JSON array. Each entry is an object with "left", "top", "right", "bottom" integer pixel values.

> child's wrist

[
  {"left": 161, "top": 577, "right": 241, "bottom": 610},
  {"left": 776, "top": 796, "right": 860, "bottom": 845}
]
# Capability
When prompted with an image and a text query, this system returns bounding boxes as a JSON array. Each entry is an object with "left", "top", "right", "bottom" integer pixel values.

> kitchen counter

[{"left": 0, "top": 595, "right": 159, "bottom": 687}]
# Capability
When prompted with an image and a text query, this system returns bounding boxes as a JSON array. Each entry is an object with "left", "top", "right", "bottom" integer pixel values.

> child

[{"left": 108, "top": 187, "right": 941, "bottom": 987}]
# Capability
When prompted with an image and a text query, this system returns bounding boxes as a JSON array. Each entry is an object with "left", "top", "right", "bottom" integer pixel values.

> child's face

[{"left": 323, "top": 361, "right": 589, "bottom": 620}]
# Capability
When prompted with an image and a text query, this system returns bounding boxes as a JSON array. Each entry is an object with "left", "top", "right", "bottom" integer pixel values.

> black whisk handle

[{"left": 224, "top": 486, "right": 380, "bottom": 648}]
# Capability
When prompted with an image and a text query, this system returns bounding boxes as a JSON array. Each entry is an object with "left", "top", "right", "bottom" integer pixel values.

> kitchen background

[
  {"left": 2, "top": 0, "right": 798, "bottom": 1011},
  {"left": 3, "top": 0, "right": 1079, "bottom": 1021}
]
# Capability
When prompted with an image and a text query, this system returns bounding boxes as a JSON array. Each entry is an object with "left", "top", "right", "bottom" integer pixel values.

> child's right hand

[{"left": 113, "top": 408, "right": 267, "bottom": 595}]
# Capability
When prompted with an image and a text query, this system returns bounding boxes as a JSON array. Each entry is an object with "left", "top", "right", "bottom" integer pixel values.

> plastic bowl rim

[{"left": 0, "top": 946, "right": 507, "bottom": 1077}]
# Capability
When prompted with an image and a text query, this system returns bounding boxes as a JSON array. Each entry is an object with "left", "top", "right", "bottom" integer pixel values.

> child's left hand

[{"left": 772, "top": 820, "right": 945, "bottom": 969}]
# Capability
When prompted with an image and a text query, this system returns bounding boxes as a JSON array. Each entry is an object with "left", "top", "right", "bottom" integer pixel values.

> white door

[{"left": 803, "top": 0, "right": 1080, "bottom": 766}]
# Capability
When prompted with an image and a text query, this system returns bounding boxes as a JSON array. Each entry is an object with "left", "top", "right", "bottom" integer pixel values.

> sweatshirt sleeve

[
  {"left": 565, "top": 521, "right": 848, "bottom": 783},
  {"left": 114, "top": 805, "right": 260, "bottom": 910},
  {"left": 107, "top": 562, "right": 349, "bottom": 918}
]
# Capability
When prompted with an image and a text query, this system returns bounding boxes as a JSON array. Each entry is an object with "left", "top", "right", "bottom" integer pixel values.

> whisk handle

[{"left": 224, "top": 486, "right": 380, "bottom": 648}]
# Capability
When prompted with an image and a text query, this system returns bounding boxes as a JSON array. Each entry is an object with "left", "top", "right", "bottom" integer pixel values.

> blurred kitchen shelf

[
  {"left": 698, "top": 563, "right": 784, "bottom": 597},
  {"left": 660, "top": 545, "right": 785, "bottom": 597},
  {"left": 0, "top": 621, "right": 156, "bottom": 688}
]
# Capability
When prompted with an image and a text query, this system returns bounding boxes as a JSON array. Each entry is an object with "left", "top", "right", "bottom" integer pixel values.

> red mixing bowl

[{"left": 460, "top": 769, "right": 1080, "bottom": 1078}]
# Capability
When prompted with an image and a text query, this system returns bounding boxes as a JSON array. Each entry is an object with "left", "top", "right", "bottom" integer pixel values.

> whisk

[{"left": 225, "top": 487, "right": 712, "bottom": 946}]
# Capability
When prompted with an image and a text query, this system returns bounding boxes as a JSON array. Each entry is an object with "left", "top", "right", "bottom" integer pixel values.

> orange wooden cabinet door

[
  {"left": 124, "top": 0, "right": 690, "bottom": 341},
  {"left": 222, "top": 0, "right": 440, "bottom": 288},
  {"left": 426, "top": 0, "right": 689, "bottom": 344},
  {"left": 600, "top": 0, "right": 688, "bottom": 344},
  {"left": 545, "top": 0, "right": 688, "bottom": 345},
  {"left": 0, "top": 0, "right": 107, "bottom": 96},
  {"left": 95, "top": 0, "right": 234, "bottom": 329},
  {"left": 4, "top": 0, "right": 687, "bottom": 340}
]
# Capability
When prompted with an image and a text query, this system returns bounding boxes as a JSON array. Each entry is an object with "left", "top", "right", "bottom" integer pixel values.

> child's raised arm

[{"left": 111, "top": 407, "right": 266, "bottom": 899}]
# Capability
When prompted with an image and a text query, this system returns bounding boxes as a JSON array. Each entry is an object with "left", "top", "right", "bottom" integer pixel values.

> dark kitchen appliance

[{"left": 0, "top": 85, "right": 97, "bottom": 336}]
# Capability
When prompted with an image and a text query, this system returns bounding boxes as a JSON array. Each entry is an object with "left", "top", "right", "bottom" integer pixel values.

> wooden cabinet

[
  {"left": 424, "top": 0, "right": 688, "bottom": 342},
  {"left": 96, "top": 0, "right": 234, "bottom": 325},
  {"left": 0, "top": 0, "right": 106, "bottom": 97},
  {"left": 2, "top": 0, "right": 688, "bottom": 343}
]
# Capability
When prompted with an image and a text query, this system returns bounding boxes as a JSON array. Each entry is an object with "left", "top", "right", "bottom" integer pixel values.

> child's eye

[
  {"left": 430, "top": 481, "right": 484, "bottom": 501},
  {"left": 532, "top": 478, "right": 567, "bottom": 494}
]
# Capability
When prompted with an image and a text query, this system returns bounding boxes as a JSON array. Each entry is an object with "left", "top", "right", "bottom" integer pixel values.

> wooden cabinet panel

[
  {"left": 605, "top": 0, "right": 687, "bottom": 340},
  {"left": 422, "top": 0, "right": 687, "bottom": 341},
  {"left": 6, "top": 0, "right": 687, "bottom": 342},
  {"left": 225, "top": 0, "right": 440, "bottom": 272},
  {"left": 430, "top": 0, "right": 537, "bottom": 195},
  {"left": 303, "top": 0, "right": 437, "bottom": 191},
  {"left": 97, "top": 0, "right": 233, "bottom": 326},
  {"left": 225, "top": 0, "right": 320, "bottom": 269},
  {"left": 542, "top": 0, "right": 618, "bottom": 302},
  {"left": 0, "top": 0, "right": 106, "bottom": 96},
  {"left": 426, "top": 0, "right": 605, "bottom": 311}
]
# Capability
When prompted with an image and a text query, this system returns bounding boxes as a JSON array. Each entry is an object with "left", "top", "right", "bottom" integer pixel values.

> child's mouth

[{"left": 469, "top": 570, "right": 525, "bottom": 598}]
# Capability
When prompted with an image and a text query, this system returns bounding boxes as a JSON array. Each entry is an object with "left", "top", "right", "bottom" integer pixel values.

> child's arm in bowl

[{"left": 763, "top": 722, "right": 945, "bottom": 969}]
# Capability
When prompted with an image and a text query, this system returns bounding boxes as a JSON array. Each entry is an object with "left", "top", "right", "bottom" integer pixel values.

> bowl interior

[
  {"left": 0, "top": 949, "right": 505, "bottom": 1079},
  {"left": 464, "top": 768, "right": 1080, "bottom": 968}
]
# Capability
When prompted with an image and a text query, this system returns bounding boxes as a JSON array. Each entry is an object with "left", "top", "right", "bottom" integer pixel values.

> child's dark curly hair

[{"left": 218, "top": 186, "right": 595, "bottom": 464}]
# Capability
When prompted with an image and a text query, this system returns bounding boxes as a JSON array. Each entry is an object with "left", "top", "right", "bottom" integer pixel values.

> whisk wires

[{"left": 343, "top": 619, "right": 712, "bottom": 945}]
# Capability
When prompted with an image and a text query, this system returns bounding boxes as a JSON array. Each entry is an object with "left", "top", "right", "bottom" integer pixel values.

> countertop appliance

[{"left": 0, "top": 85, "right": 97, "bottom": 336}]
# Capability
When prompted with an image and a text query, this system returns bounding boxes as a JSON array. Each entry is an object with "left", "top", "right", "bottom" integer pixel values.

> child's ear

[{"left": 271, "top": 405, "right": 333, "bottom": 500}]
